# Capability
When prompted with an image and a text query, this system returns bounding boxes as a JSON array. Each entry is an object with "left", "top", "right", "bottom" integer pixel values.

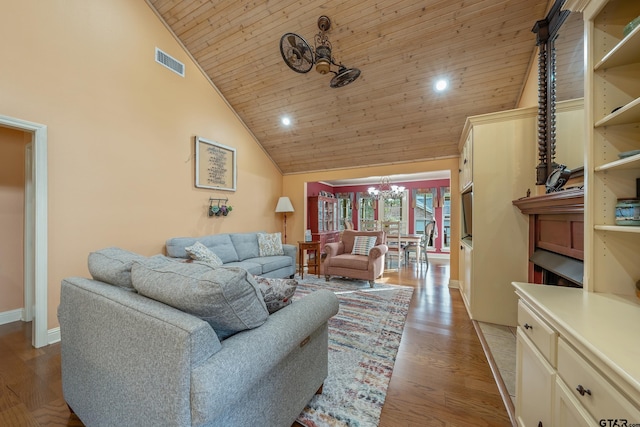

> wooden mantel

[
  {"left": 512, "top": 187, "right": 585, "bottom": 284},
  {"left": 512, "top": 187, "right": 584, "bottom": 215}
]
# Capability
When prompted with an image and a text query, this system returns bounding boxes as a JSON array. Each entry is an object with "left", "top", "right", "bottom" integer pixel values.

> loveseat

[
  {"left": 58, "top": 249, "right": 339, "bottom": 427},
  {"left": 166, "top": 231, "right": 296, "bottom": 278},
  {"left": 324, "top": 230, "right": 387, "bottom": 287}
]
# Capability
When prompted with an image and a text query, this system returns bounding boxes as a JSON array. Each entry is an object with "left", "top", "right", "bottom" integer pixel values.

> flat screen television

[{"left": 461, "top": 190, "right": 473, "bottom": 240}]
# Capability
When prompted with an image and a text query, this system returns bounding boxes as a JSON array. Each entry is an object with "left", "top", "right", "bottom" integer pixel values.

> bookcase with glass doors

[{"left": 308, "top": 195, "right": 339, "bottom": 252}]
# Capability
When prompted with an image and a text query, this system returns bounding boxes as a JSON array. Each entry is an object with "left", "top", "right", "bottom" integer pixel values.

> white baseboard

[
  {"left": 0, "top": 308, "right": 24, "bottom": 325},
  {"left": 448, "top": 279, "right": 460, "bottom": 289},
  {"left": 0, "top": 310, "right": 60, "bottom": 345},
  {"left": 428, "top": 252, "right": 450, "bottom": 260},
  {"left": 48, "top": 327, "right": 61, "bottom": 344}
]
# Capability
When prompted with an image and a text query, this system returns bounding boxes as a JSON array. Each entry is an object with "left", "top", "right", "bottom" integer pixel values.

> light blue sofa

[
  {"left": 58, "top": 251, "right": 339, "bottom": 426},
  {"left": 165, "top": 232, "right": 296, "bottom": 278}
]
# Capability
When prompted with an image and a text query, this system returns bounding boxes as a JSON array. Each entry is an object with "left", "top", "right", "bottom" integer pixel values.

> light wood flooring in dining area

[{"left": 0, "top": 259, "right": 512, "bottom": 426}]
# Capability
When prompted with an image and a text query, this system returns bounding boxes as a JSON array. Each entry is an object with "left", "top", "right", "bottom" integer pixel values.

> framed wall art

[{"left": 195, "top": 136, "right": 237, "bottom": 191}]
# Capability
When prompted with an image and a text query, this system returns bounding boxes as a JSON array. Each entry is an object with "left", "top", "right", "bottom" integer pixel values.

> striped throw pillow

[{"left": 351, "top": 236, "right": 377, "bottom": 256}]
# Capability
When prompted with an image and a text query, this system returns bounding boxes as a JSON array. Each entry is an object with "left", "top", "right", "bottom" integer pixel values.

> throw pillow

[
  {"left": 252, "top": 275, "right": 298, "bottom": 314},
  {"left": 257, "top": 232, "right": 284, "bottom": 256},
  {"left": 131, "top": 259, "right": 269, "bottom": 340},
  {"left": 351, "top": 235, "right": 377, "bottom": 256},
  {"left": 88, "top": 247, "right": 147, "bottom": 289},
  {"left": 185, "top": 241, "right": 223, "bottom": 267}
]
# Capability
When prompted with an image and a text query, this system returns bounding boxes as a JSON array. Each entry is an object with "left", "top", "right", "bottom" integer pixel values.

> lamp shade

[{"left": 275, "top": 196, "right": 294, "bottom": 213}]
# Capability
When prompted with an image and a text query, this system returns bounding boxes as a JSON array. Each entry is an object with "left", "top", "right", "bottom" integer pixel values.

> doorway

[{"left": 0, "top": 114, "right": 48, "bottom": 348}]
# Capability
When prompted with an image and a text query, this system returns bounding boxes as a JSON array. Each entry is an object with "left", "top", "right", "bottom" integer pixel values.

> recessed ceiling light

[
  {"left": 434, "top": 79, "right": 448, "bottom": 92},
  {"left": 281, "top": 116, "right": 291, "bottom": 126}
]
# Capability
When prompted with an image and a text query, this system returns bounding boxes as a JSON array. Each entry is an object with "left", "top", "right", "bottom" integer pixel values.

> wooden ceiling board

[{"left": 147, "top": 0, "right": 550, "bottom": 174}]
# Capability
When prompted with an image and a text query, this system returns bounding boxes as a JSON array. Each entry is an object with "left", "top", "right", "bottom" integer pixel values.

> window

[
  {"left": 414, "top": 189, "right": 435, "bottom": 248},
  {"left": 359, "top": 196, "right": 375, "bottom": 229},
  {"left": 441, "top": 187, "right": 451, "bottom": 250},
  {"left": 382, "top": 198, "right": 402, "bottom": 222},
  {"left": 379, "top": 191, "right": 409, "bottom": 232},
  {"left": 336, "top": 194, "right": 353, "bottom": 231}
]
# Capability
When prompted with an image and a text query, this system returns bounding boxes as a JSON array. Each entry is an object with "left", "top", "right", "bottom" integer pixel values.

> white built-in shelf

[
  {"left": 595, "top": 152, "right": 640, "bottom": 172},
  {"left": 594, "top": 24, "right": 640, "bottom": 70},
  {"left": 594, "top": 224, "right": 640, "bottom": 234},
  {"left": 594, "top": 97, "right": 640, "bottom": 128}
]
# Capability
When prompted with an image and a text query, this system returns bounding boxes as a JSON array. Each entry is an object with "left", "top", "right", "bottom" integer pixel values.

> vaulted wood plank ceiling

[{"left": 147, "top": 0, "right": 549, "bottom": 174}]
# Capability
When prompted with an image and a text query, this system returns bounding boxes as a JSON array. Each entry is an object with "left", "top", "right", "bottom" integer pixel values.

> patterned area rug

[{"left": 293, "top": 275, "right": 414, "bottom": 427}]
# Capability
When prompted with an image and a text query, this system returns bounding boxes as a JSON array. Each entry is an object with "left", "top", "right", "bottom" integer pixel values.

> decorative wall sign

[{"left": 195, "top": 136, "right": 236, "bottom": 191}]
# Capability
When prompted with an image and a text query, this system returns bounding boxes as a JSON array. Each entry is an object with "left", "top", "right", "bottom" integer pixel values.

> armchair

[{"left": 323, "top": 230, "right": 387, "bottom": 287}]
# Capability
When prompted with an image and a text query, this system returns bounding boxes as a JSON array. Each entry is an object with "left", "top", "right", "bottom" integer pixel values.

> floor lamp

[{"left": 275, "top": 196, "right": 294, "bottom": 243}]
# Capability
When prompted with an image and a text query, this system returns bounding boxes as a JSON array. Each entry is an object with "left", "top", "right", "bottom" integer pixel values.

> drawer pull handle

[
  {"left": 524, "top": 323, "right": 533, "bottom": 330},
  {"left": 576, "top": 385, "right": 591, "bottom": 396}
]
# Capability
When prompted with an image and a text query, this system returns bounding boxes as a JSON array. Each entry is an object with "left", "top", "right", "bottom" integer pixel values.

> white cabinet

[
  {"left": 458, "top": 241, "right": 472, "bottom": 311},
  {"left": 516, "top": 328, "right": 555, "bottom": 427},
  {"left": 513, "top": 283, "right": 640, "bottom": 427},
  {"left": 457, "top": 108, "right": 535, "bottom": 326},
  {"left": 516, "top": 299, "right": 557, "bottom": 426},
  {"left": 459, "top": 129, "right": 473, "bottom": 191}
]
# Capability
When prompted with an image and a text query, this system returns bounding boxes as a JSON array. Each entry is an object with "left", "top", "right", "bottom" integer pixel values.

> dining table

[{"left": 386, "top": 233, "right": 422, "bottom": 264}]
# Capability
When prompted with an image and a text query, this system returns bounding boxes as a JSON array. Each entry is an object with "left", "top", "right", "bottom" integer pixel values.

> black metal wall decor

[{"left": 532, "top": 0, "right": 570, "bottom": 185}]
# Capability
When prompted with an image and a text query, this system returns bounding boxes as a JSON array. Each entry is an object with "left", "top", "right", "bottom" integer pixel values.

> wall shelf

[
  {"left": 587, "top": 0, "right": 640, "bottom": 297},
  {"left": 594, "top": 24, "right": 640, "bottom": 70},
  {"left": 594, "top": 224, "right": 640, "bottom": 234},
  {"left": 595, "top": 152, "right": 640, "bottom": 171},
  {"left": 595, "top": 97, "right": 640, "bottom": 128}
]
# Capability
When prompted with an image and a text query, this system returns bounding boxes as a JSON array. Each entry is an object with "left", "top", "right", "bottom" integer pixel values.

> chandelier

[{"left": 367, "top": 177, "right": 405, "bottom": 200}]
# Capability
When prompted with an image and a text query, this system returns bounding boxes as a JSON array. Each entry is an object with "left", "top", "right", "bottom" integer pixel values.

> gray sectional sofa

[
  {"left": 58, "top": 246, "right": 339, "bottom": 427},
  {"left": 166, "top": 232, "right": 296, "bottom": 278}
]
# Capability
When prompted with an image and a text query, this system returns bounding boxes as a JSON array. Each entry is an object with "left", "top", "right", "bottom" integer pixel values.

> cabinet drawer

[
  {"left": 557, "top": 338, "right": 640, "bottom": 422},
  {"left": 555, "top": 377, "right": 595, "bottom": 427},
  {"left": 518, "top": 301, "right": 557, "bottom": 366}
]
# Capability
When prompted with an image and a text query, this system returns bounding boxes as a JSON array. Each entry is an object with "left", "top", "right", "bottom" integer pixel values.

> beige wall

[
  {"left": 0, "top": 0, "right": 283, "bottom": 329},
  {"left": 518, "top": 48, "right": 540, "bottom": 108},
  {"left": 0, "top": 127, "right": 27, "bottom": 313},
  {"left": 556, "top": 99, "right": 585, "bottom": 171},
  {"left": 282, "top": 158, "right": 461, "bottom": 279}
]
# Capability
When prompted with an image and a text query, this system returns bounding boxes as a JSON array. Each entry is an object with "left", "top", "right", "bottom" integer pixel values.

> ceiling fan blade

[
  {"left": 330, "top": 67, "right": 361, "bottom": 88},
  {"left": 280, "top": 33, "right": 313, "bottom": 74}
]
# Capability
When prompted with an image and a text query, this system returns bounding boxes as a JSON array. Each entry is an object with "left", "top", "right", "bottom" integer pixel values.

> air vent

[{"left": 155, "top": 47, "right": 185, "bottom": 77}]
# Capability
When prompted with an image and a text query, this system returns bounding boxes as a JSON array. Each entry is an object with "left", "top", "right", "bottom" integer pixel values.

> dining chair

[
  {"left": 406, "top": 221, "right": 435, "bottom": 268},
  {"left": 360, "top": 219, "right": 379, "bottom": 231},
  {"left": 381, "top": 220, "right": 403, "bottom": 269}
]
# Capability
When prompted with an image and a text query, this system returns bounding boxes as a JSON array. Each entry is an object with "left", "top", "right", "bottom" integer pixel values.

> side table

[{"left": 297, "top": 241, "right": 321, "bottom": 279}]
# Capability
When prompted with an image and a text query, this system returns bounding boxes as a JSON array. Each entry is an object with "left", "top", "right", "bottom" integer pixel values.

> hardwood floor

[
  {"left": 0, "top": 259, "right": 512, "bottom": 426},
  {"left": 379, "top": 261, "right": 512, "bottom": 426}
]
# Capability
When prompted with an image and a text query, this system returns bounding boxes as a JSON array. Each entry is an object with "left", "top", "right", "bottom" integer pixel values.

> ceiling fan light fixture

[
  {"left": 280, "top": 16, "right": 360, "bottom": 87},
  {"left": 316, "top": 58, "right": 331, "bottom": 74},
  {"left": 315, "top": 45, "right": 332, "bottom": 74}
]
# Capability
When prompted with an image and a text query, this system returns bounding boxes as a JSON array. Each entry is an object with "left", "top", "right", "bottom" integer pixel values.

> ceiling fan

[{"left": 279, "top": 16, "right": 361, "bottom": 88}]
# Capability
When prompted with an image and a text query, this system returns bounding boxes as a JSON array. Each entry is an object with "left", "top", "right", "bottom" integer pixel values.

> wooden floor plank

[{"left": 0, "top": 259, "right": 511, "bottom": 426}]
